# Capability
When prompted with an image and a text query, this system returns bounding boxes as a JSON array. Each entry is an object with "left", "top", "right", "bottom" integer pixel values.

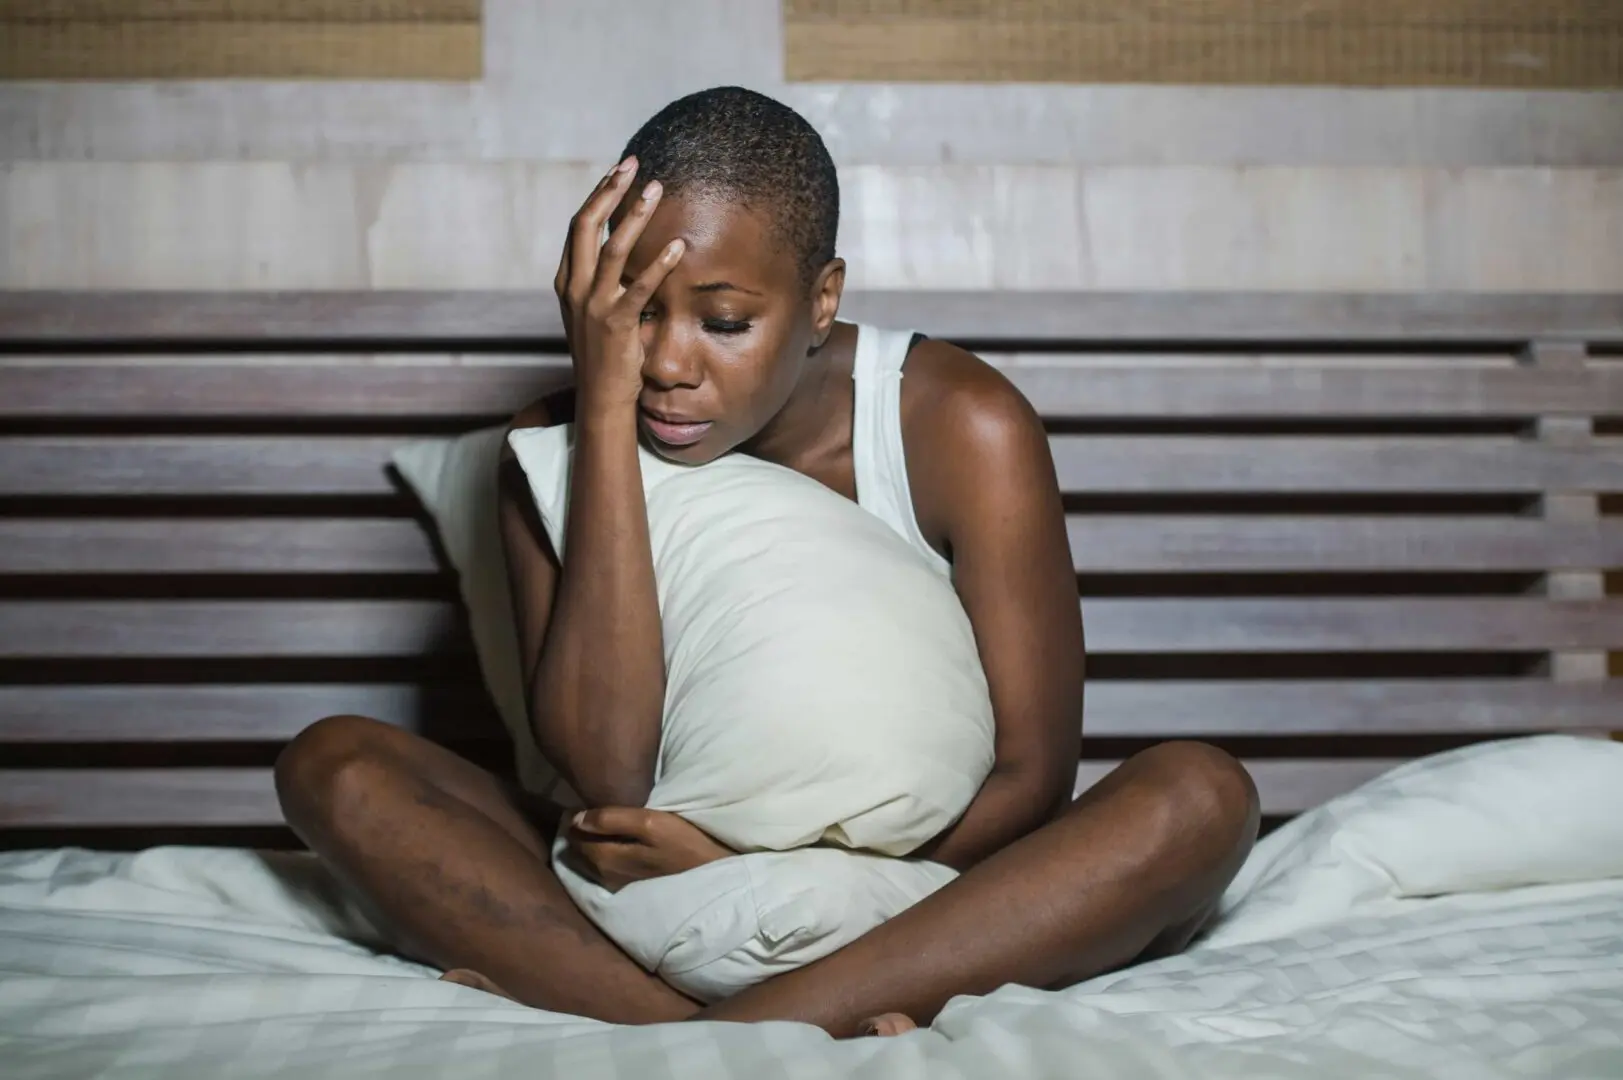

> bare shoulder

[
  {"left": 899, "top": 339, "right": 1056, "bottom": 542},
  {"left": 901, "top": 339, "right": 1047, "bottom": 468}
]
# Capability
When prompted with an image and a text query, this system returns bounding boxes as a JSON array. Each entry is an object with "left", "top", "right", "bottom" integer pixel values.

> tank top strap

[{"left": 851, "top": 324, "right": 953, "bottom": 579}]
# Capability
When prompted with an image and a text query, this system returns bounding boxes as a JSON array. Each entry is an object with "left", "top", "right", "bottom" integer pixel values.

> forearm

[
  {"left": 532, "top": 407, "right": 666, "bottom": 807},
  {"left": 914, "top": 764, "right": 1068, "bottom": 872}
]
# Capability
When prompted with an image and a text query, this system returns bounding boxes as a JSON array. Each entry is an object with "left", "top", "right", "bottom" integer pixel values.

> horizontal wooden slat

[
  {"left": 1082, "top": 679, "right": 1623, "bottom": 736},
  {"left": 3, "top": 598, "right": 1621, "bottom": 657},
  {"left": 0, "top": 600, "right": 466, "bottom": 658},
  {"left": 0, "top": 758, "right": 1408, "bottom": 826},
  {"left": 1078, "top": 758, "right": 1403, "bottom": 815},
  {"left": 1, "top": 679, "right": 1613, "bottom": 744},
  {"left": 0, "top": 436, "right": 403, "bottom": 496},
  {"left": 1069, "top": 517, "right": 1623, "bottom": 572},
  {"left": 4, "top": 291, "right": 1621, "bottom": 344},
  {"left": 5, "top": 359, "right": 1619, "bottom": 419},
  {"left": 999, "top": 361, "right": 1623, "bottom": 418},
  {"left": 0, "top": 518, "right": 440, "bottom": 573},
  {"left": 0, "top": 684, "right": 496, "bottom": 741},
  {"left": 0, "top": 361, "right": 566, "bottom": 419},
  {"left": 1050, "top": 436, "right": 1623, "bottom": 493},
  {"left": 5, "top": 515, "right": 1620, "bottom": 575},
  {"left": 8, "top": 435, "right": 1619, "bottom": 497},
  {"left": 0, "top": 768, "right": 283, "bottom": 827}
]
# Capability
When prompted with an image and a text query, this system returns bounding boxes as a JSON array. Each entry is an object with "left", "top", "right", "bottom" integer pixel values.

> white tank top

[{"left": 851, "top": 324, "right": 953, "bottom": 579}]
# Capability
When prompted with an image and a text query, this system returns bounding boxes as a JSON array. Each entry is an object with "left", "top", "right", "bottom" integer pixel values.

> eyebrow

[{"left": 691, "top": 281, "right": 762, "bottom": 296}]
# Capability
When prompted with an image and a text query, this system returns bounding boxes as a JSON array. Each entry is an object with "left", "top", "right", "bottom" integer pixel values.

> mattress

[{"left": 4, "top": 735, "right": 1623, "bottom": 1079}]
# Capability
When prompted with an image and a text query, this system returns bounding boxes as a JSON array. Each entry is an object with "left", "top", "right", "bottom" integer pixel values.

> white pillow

[
  {"left": 390, "top": 425, "right": 573, "bottom": 803},
  {"left": 1203, "top": 734, "right": 1623, "bottom": 951},
  {"left": 507, "top": 422, "right": 995, "bottom": 999}
]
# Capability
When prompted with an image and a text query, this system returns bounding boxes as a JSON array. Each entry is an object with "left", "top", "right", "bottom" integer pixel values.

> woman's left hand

[{"left": 565, "top": 807, "right": 735, "bottom": 891}]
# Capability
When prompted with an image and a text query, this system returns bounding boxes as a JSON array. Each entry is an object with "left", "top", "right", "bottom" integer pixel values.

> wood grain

[
  {"left": 8, "top": 434, "right": 1617, "bottom": 497},
  {"left": 7, "top": 359, "right": 1619, "bottom": 419},
  {"left": 4, "top": 597, "right": 1620, "bottom": 657},
  {"left": 5, "top": 515, "right": 1619, "bottom": 575},
  {"left": 1049, "top": 437, "right": 1623, "bottom": 494},
  {"left": 5, "top": 292, "right": 1621, "bottom": 344},
  {"left": 2, "top": 678, "right": 1613, "bottom": 743}
]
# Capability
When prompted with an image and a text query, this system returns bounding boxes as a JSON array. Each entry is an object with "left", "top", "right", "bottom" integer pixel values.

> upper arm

[
  {"left": 498, "top": 392, "right": 569, "bottom": 688},
  {"left": 904, "top": 346, "right": 1085, "bottom": 800}
]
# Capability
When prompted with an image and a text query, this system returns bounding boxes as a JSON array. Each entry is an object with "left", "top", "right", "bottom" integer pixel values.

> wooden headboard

[{"left": 2, "top": 291, "right": 1621, "bottom": 848}]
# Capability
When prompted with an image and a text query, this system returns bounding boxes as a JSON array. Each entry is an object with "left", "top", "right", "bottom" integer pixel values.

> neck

[{"left": 744, "top": 321, "right": 856, "bottom": 468}]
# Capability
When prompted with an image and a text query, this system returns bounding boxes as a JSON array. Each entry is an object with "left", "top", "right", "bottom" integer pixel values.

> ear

[{"left": 808, "top": 258, "right": 846, "bottom": 350}]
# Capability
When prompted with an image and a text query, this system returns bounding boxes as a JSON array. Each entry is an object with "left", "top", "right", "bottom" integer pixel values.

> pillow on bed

[
  {"left": 507, "top": 422, "right": 995, "bottom": 999},
  {"left": 391, "top": 425, "right": 573, "bottom": 803},
  {"left": 1204, "top": 734, "right": 1623, "bottom": 951}
]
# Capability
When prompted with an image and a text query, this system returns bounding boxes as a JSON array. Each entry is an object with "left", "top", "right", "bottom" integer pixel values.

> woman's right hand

[{"left": 554, "top": 156, "right": 687, "bottom": 416}]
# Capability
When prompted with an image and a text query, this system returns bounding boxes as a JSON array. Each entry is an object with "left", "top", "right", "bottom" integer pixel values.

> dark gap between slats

[
  {"left": 0, "top": 495, "right": 421, "bottom": 517},
  {"left": 2, "top": 739, "right": 513, "bottom": 771},
  {"left": 0, "top": 574, "right": 458, "bottom": 600},
  {"left": 0, "top": 826, "right": 304, "bottom": 852},
  {"left": 0, "top": 417, "right": 509, "bottom": 436},
  {"left": 944, "top": 339, "right": 1523, "bottom": 356},
  {"left": 1083, "top": 733, "right": 1513, "bottom": 760},
  {"left": 1595, "top": 418, "right": 1622, "bottom": 435},
  {"left": 0, "top": 340, "right": 570, "bottom": 357},
  {"left": 0, "top": 657, "right": 484, "bottom": 683},
  {"left": 1044, "top": 418, "right": 1531, "bottom": 436},
  {"left": 1077, "top": 573, "right": 1541, "bottom": 597},
  {"left": 1087, "top": 654, "right": 1544, "bottom": 678},
  {"left": 1061, "top": 494, "right": 1538, "bottom": 515}
]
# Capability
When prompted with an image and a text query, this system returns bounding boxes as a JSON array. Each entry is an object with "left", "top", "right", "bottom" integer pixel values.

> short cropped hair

[{"left": 622, "top": 86, "right": 839, "bottom": 287}]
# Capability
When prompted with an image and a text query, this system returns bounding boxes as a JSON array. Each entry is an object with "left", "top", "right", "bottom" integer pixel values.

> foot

[
  {"left": 860, "top": 1013, "right": 917, "bottom": 1037},
  {"left": 439, "top": 968, "right": 518, "bottom": 1002}
]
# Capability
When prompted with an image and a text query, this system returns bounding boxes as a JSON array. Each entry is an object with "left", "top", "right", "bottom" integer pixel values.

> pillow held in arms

[{"left": 506, "top": 422, "right": 996, "bottom": 1000}]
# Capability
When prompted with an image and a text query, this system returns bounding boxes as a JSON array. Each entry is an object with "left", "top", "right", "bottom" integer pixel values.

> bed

[{"left": 2, "top": 290, "right": 1622, "bottom": 1077}]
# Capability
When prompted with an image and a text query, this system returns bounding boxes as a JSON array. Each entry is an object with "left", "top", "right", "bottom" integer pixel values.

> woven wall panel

[
  {"left": 784, "top": 0, "right": 1623, "bottom": 88},
  {"left": 0, "top": 0, "right": 480, "bottom": 80}
]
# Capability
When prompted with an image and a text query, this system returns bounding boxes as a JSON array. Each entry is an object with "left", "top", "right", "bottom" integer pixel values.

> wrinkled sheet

[{"left": 3, "top": 736, "right": 1622, "bottom": 1079}]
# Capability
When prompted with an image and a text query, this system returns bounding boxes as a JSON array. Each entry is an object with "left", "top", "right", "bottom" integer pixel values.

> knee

[
  {"left": 1135, "top": 741, "right": 1260, "bottom": 857},
  {"left": 274, "top": 714, "right": 400, "bottom": 834}
]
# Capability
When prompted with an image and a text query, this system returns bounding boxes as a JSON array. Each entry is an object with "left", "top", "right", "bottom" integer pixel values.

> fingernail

[
  {"left": 666, "top": 239, "right": 685, "bottom": 259},
  {"left": 860, "top": 1021, "right": 879, "bottom": 1036},
  {"left": 642, "top": 180, "right": 662, "bottom": 202},
  {"left": 571, "top": 811, "right": 585, "bottom": 828},
  {"left": 617, "top": 156, "right": 637, "bottom": 174}
]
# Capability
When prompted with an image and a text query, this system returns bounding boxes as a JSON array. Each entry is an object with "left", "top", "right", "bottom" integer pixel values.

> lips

[{"left": 639, "top": 406, "right": 713, "bottom": 448}]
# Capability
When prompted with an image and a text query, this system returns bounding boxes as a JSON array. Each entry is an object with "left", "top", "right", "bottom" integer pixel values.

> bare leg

[
  {"left": 274, "top": 714, "right": 697, "bottom": 1024},
  {"left": 698, "top": 741, "right": 1260, "bottom": 1036}
]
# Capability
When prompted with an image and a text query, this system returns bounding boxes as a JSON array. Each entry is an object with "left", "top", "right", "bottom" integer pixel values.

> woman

[{"left": 275, "top": 86, "right": 1259, "bottom": 1039}]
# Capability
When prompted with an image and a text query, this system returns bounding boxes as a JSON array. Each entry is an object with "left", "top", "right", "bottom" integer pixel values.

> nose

[{"left": 640, "top": 318, "right": 703, "bottom": 390}]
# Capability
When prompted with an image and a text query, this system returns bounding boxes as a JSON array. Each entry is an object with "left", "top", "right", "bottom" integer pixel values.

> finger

[
  {"left": 567, "top": 157, "right": 638, "bottom": 304},
  {"left": 574, "top": 806, "right": 653, "bottom": 839},
  {"left": 593, "top": 178, "right": 667, "bottom": 302},
  {"left": 557, "top": 162, "right": 626, "bottom": 297},
  {"left": 619, "top": 237, "right": 686, "bottom": 313}
]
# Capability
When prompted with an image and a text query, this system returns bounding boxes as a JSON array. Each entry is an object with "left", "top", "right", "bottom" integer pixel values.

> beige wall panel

[
  {"left": 4, "top": 162, "right": 1620, "bottom": 292},
  {"left": 1, "top": 0, "right": 1621, "bottom": 165},
  {"left": 785, "top": 1, "right": 1623, "bottom": 89}
]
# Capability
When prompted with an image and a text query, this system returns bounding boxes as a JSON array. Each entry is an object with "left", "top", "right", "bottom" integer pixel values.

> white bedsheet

[{"left": 4, "top": 736, "right": 1623, "bottom": 1079}]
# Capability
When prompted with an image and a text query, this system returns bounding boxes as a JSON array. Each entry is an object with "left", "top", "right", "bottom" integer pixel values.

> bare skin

[{"left": 275, "top": 156, "right": 1260, "bottom": 1039}]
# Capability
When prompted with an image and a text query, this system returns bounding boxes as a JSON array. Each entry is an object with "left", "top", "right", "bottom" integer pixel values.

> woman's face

[{"left": 610, "top": 191, "right": 839, "bottom": 465}]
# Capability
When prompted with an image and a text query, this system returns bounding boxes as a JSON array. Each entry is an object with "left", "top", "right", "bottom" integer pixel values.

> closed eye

[{"left": 704, "top": 319, "right": 753, "bottom": 335}]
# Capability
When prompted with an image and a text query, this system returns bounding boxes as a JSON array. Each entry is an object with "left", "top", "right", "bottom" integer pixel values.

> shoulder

[
  {"left": 898, "top": 338, "right": 1056, "bottom": 540},
  {"left": 901, "top": 338, "right": 1047, "bottom": 468}
]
